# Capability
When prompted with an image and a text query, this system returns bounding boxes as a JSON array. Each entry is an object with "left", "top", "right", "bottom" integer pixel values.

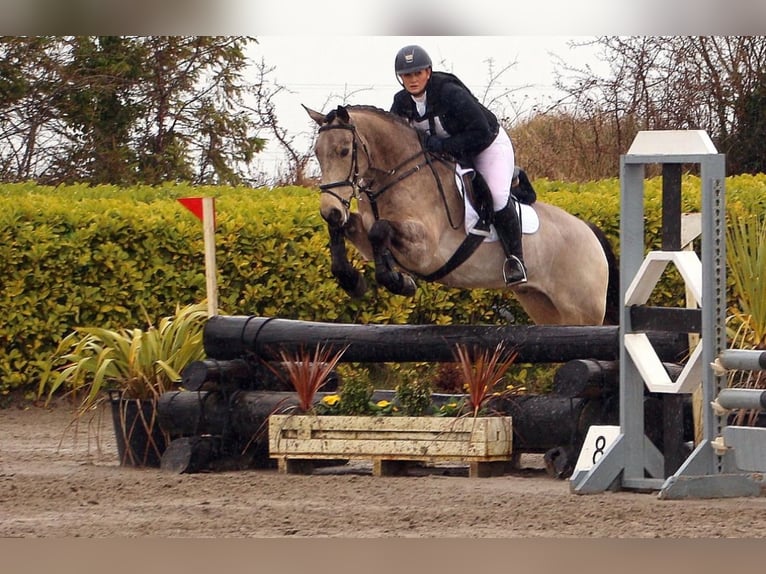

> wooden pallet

[{"left": 269, "top": 414, "right": 513, "bottom": 478}]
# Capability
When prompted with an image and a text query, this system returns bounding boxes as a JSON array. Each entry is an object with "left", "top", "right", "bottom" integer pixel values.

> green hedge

[{"left": 1, "top": 175, "right": 764, "bottom": 398}]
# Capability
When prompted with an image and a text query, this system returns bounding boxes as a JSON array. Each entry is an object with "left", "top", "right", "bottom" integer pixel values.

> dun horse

[{"left": 305, "top": 104, "right": 618, "bottom": 326}]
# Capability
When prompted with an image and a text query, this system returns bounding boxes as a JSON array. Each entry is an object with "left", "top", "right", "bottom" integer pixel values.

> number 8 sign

[{"left": 573, "top": 425, "right": 621, "bottom": 474}]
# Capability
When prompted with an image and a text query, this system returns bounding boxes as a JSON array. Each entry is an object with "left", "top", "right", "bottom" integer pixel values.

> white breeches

[{"left": 473, "top": 129, "right": 515, "bottom": 211}]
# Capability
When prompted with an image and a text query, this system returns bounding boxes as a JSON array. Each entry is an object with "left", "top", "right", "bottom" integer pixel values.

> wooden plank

[{"left": 269, "top": 415, "right": 513, "bottom": 475}]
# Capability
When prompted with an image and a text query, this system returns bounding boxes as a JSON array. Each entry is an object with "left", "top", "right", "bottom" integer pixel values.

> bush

[{"left": 2, "top": 174, "right": 765, "bottom": 400}]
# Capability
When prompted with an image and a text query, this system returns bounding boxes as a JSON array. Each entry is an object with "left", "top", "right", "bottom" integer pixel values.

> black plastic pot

[{"left": 109, "top": 390, "right": 168, "bottom": 467}]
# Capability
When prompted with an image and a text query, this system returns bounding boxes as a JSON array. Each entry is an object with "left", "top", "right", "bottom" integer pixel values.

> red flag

[
  {"left": 178, "top": 197, "right": 216, "bottom": 227},
  {"left": 178, "top": 197, "right": 204, "bottom": 221}
]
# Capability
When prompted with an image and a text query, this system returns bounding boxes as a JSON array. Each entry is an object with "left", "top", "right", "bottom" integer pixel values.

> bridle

[
  {"left": 316, "top": 111, "right": 477, "bottom": 282},
  {"left": 317, "top": 119, "right": 445, "bottom": 221},
  {"left": 317, "top": 123, "right": 365, "bottom": 213}
]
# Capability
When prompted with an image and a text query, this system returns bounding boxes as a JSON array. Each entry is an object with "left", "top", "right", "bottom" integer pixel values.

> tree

[
  {"left": 52, "top": 36, "right": 145, "bottom": 184},
  {"left": 133, "top": 36, "right": 266, "bottom": 186},
  {"left": 0, "top": 36, "right": 268, "bottom": 186},
  {"left": 550, "top": 36, "right": 766, "bottom": 178},
  {"left": 727, "top": 73, "right": 766, "bottom": 175},
  {"left": 0, "top": 36, "right": 68, "bottom": 182}
]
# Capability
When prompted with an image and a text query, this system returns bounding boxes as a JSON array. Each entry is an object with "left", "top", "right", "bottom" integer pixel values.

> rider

[{"left": 390, "top": 44, "right": 527, "bottom": 286}]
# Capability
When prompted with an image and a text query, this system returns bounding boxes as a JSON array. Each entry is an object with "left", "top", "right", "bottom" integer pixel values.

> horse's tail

[{"left": 587, "top": 222, "right": 620, "bottom": 326}]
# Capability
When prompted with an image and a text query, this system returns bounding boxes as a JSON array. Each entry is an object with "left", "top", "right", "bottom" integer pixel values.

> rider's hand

[{"left": 423, "top": 133, "right": 444, "bottom": 153}]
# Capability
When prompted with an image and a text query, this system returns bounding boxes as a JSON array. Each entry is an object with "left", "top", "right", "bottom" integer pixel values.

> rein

[
  {"left": 318, "top": 115, "right": 486, "bottom": 281},
  {"left": 318, "top": 120, "right": 458, "bottom": 224}
]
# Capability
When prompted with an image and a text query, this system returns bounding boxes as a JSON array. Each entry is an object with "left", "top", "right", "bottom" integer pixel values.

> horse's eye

[{"left": 339, "top": 147, "right": 350, "bottom": 158}]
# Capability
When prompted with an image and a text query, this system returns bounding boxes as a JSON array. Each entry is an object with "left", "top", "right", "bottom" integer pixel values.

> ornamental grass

[
  {"left": 725, "top": 212, "right": 766, "bottom": 425},
  {"left": 272, "top": 344, "right": 348, "bottom": 413},
  {"left": 454, "top": 342, "right": 518, "bottom": 417}
]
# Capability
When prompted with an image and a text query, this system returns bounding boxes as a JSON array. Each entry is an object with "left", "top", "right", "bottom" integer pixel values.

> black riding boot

[
  {"left": 492, "top": 203, "right": 528, "bottom": 286},
  {"left": 467, "top": 172, "right": 494, "bottom": 233}
]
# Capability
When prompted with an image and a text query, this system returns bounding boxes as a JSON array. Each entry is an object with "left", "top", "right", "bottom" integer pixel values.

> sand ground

[{"left": 2, "top": 402, "right": 766, "bottom": 538}]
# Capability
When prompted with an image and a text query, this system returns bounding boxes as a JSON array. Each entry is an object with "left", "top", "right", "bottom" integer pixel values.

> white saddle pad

[{"left": 456, "top": 167, "right": 540, "bottom": 243}]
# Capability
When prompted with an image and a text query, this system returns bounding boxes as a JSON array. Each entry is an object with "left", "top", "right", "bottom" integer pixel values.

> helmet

[{"left": 394, "top": 45, "right": 432, "bottom": 75}]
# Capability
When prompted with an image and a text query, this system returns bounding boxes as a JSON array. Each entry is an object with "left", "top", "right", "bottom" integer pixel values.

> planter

[
  {"left": 110, "top": 391, "right": 168, "bottom": 468},
  {"left": 269, "top": 414, "right": 513, "bottom": 478}
]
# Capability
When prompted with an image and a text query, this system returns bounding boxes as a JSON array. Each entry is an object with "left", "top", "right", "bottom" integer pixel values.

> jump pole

[{"left": 569, "top": 130, "right": 762, "bottom": 498}]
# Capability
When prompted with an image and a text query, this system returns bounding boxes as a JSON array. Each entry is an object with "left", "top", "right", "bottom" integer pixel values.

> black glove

[{"left": 423, "top": 133, "right": 444, "bottom": 153}]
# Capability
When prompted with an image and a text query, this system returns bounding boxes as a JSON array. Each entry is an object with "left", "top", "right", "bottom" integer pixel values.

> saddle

[
  {"left": 458, "top": 165, "right": 537, "bottom": 230},
  {"left": 510, "top": 167, "right": 537, "bottom": 205},
  {"left": 456, "top": 166, "right": 540, "bottom": 240}
]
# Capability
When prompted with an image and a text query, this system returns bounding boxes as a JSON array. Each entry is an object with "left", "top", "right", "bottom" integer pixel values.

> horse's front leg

[
  {"left": 368, "top": 220, "right": 417, "bottom": 296},
  {"left": 327, "top": 222, "right": 367, "bottom": 298}
]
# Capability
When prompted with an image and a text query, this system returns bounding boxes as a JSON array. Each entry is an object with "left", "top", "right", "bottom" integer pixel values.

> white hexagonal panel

[
  {"left": 624, "top": 250, "right": 703, "bottom": 394},
  {"left": 625, "top": 251, "right": 702, "bottom": 308}
]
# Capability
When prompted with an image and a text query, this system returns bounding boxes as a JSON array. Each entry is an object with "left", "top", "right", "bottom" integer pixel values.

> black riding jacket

[{"left": 390, "top": 71, "right": 500, "bottom": 165}]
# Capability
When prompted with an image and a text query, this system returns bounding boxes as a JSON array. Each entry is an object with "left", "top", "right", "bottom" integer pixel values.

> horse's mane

[{"left": 333, "top": 104, "right": 414, "bottom": 130}]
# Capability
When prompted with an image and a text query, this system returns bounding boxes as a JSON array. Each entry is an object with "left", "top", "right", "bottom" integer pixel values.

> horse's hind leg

[
  {"left": 368, "top": 220, "right": 417, "bottom": 296},
  {"left": 327, "top": 223, "right": 367, "bottom": 298}
]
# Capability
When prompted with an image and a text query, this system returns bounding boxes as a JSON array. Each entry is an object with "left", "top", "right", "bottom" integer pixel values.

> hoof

[
  {"left": 336, "top": 270, "right": 367, "bottom": 298},
  {"left": 347, "top": 274, "right": 368, "bottom": 299},
  {"left": 378, "top": 272, "right": 417, "bottom": 297},
  {"left": 399, "top": 275, "right": 417, "bottom": 296}
]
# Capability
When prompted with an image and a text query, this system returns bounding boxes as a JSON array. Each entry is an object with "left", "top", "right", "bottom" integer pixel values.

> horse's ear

[
  {"left": 303, "top": 104, "right": 326, "bottom": 126},
  {"left": 335, "top": 105, "right": 350, "bottom": 123}
]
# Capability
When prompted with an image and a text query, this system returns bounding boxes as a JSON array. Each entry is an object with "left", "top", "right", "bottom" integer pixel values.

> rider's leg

[
  {"left": 473, "top": 130, "right": 528, "bottom": 286},
  {"left": 472, "top": 174, "right": 527, "bottom": 286},
  {"left": 492, "top": 201, "right": 527, "bottom": 285}
]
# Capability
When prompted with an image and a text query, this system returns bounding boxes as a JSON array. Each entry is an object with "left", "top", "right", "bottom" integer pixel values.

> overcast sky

[{"left": 250, "top": 36, "right": 604, "bottom": 180}]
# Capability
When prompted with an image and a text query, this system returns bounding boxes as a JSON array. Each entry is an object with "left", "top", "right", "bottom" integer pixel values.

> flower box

[{"left": 268, "top": 414, "right": 513, "bottom": 478}]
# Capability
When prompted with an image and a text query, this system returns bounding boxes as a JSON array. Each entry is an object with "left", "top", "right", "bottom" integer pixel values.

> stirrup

[
  {"left": 502, "top": 256, "right": 527, "bottom": 286},
  {"left": 471, "top": 216, "right": 492, "bottom": 236}
]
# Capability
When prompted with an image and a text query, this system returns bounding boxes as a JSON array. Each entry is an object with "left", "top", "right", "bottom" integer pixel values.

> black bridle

[
  {"left": 317, "top": 115, "right": 484, "bottom": 282},
  {"left": 317, "top": 123, "right": 364, "bottom": 211},
  {"left": 317, "top": 121, "right": 443, "bottom": 221}
]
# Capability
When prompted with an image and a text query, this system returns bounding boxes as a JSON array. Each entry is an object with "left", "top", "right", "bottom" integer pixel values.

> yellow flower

[
  {"left": 376, "top": 400, "right": 390, "bottom": 408},
  {"left": 322, "top": 394, "right": 341, "bottom": 406}
]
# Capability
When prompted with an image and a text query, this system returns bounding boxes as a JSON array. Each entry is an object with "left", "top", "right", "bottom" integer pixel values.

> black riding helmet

[{"left": 394, "top": 45, "right": 432, "bottom": 76}]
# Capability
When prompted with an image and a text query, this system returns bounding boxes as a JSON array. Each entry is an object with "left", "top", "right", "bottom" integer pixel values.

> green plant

[
  {"left": 394, "top": 378, "right": 434, "bottom": 416},
  {"left": 454, "top": 342, "right": 518, "bottom": 417},
  {"left": 316, "top": 393, "right": 342, "bottom": 415},
  {"left": 269, "top": 344, "right": 348, "bottom": 413},
  {"left": 40, "top": 302, "right": 209, "bottom": 410},
  {"left": 37, "top": 302, "right": 209, "bottom": 462},
  {"left": 724, "top": 213, "right": 766, "bottom": 425},
  {"left": 337, "top": 375, "right": 375, "bottom": 415},
  {"left": 727, "top": 213, "right": 766, "bottom": 348},
  {"left": 435, "top": 397, "right": 468, "bottom": 417}
]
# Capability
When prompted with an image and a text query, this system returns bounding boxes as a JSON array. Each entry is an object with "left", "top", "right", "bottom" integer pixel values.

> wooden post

[
  {"left": 202, "top": 197, "right": 218, "bottom": 317},
  {"left": 178, "top": 196, "right": 218, "bottom": 317}
]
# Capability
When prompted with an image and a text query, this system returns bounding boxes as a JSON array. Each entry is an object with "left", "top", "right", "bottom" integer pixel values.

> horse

[{"left": 304, "top": 104, "right": 619, "bottom": 326}]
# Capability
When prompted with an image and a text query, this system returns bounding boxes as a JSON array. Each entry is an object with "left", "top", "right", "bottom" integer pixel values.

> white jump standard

[{"left": 570, "top": 130, "right": 765, "bottom": 498}]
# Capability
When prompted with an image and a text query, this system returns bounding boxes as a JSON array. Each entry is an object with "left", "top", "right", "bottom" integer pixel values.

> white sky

[{"left": 249, "top": 36, "right": 604, "bottom": 181}]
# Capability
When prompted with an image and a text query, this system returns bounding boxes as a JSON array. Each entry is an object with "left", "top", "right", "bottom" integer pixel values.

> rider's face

[{"left": 399, "top": 68, "right": 431, "bottom": 97}]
